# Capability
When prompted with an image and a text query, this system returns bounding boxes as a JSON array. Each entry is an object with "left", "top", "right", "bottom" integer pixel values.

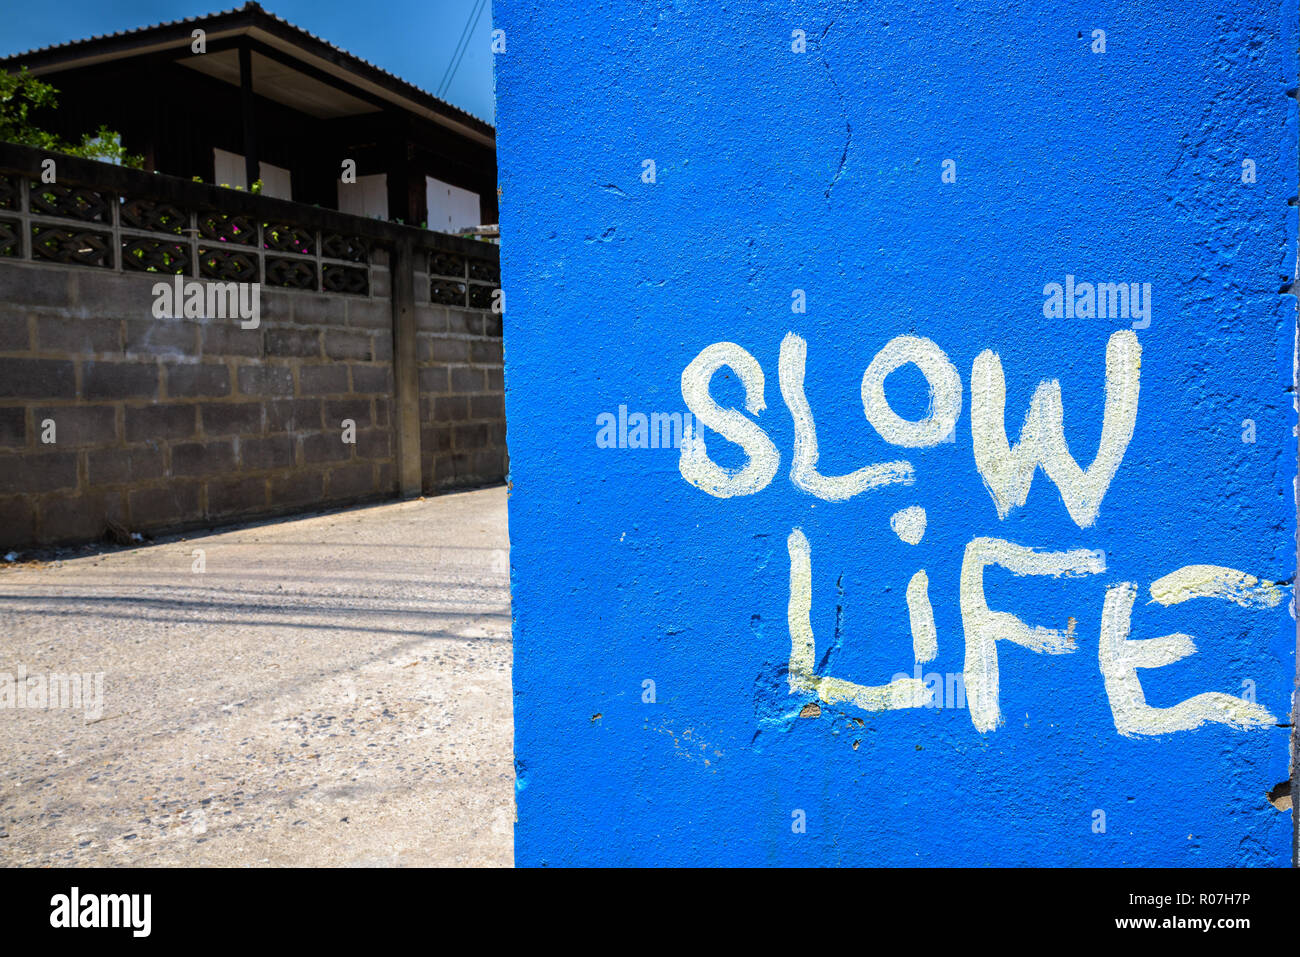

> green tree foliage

[{"left": 0, "top": 67, "right": 143, "bottom": 168}]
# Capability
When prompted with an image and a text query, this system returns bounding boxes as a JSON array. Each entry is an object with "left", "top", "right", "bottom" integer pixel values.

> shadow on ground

[{"left": 0, "top": 487, "right": 513, "bottom": 867}]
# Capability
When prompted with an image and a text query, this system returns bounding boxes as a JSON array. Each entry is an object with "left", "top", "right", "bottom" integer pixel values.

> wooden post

[
  {"left": 390, "top": 238, "right": 423, "bottom": 497},
  {"left": 239, "top": 44, "right": 259, "bottom": 189},
  {"left": 386, "top": 116, "right": 413, "bottom": 225}
]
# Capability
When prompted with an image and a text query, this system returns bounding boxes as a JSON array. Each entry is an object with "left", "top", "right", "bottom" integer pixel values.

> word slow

[{"left": 678, "top": 329, "right": 1140, "bottom": 530}]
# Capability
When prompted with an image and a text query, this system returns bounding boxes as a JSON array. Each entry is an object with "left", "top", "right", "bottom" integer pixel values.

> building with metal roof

[{"left": 0, "top": 2, "right": 497, "bottom": 232}]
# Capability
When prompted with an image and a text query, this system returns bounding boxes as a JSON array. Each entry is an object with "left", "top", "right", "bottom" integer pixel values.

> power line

[
  {"left": 437, "top": 0, "right": 486, "bottom": 98},
  {"left": 439, "top": 0, "right": 486, "bottom": 98},
  {"left": 438, "top": 0, "right": 487, "bottom": 99},
  {"left": 436, "top": 0, "right": 479, "bottom": 96}
]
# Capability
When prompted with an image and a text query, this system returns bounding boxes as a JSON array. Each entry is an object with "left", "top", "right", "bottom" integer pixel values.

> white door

[
  {"left": 425, "top": 176, "right": 480, "bottom": 233},
  {"left": 338, "top": 173, "right": 389, "bottom": 219},
  {"left": 213, "top": 148, "right": 246, "bottom": 189},
  {"left": 259, "top": 161, "right": 292, "bottom": 200},
  {"left": 213, "top": 149, "right": 292, "bottom": 200}
]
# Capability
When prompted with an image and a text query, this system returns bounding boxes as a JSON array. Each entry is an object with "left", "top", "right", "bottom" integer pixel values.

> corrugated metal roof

[{"left": 0, "top": 1, "right": 495, "bottom": 135}]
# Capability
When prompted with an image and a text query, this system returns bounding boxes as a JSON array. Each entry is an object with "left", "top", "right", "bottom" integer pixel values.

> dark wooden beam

[
  {"left": 239, "top": 43, "right": 259, "bottom": 188},
  {"left": 386, "top": 116, "right": 413, "bottom": 225}
]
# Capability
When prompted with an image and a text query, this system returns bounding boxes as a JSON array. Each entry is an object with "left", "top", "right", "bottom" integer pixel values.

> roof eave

[{"left": 0, "top": 4, "right": 495, "bottom": 148}]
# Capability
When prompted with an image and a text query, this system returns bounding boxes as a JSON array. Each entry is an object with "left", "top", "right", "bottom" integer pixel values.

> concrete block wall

[
  {"left": 416, "top": 276, "right": 509, "bottom": 492},
  {"left": 0, "top": 255, "right": 504, "bottom": 548}
]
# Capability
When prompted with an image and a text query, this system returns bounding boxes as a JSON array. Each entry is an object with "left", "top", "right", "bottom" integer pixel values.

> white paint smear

[
  {"left": 890, "top": 505, "right": 927, "bottom": 545},
  {"left": 679, "top": 342, "right": 780, "bottom": 497},
  {"left": 906, "top": 569, "right": 937, "bottom": 664},
  {"left": 860, "top": 335, "right": 963, "bottom": 448},
  {"left": 960, "top": 537, "right": 1106, "bottom": 732},
  {"left": 972, "top": 329, "right": 1140, "bottom": 528},
  {"left": 1148, "top": 564, "right": 1286, "bottom": 609},
  {"left": 786, "top": 528, "right": 930, "bottom": 710},
  {"left": 1099, "top": 582, "right": 1276, "bottom": 736},
  {"left": 779, "top": 332, "right": 914, "bottom": 499}
]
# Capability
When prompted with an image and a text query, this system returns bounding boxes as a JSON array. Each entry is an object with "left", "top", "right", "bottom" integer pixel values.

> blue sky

[{"left": 0, "top": 0, "right": 497, "bottom": 123}]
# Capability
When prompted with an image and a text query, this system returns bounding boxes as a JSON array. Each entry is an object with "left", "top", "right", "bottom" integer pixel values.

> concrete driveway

[{"left": 0, "top": 486, "right": 513, "bottom": 866}]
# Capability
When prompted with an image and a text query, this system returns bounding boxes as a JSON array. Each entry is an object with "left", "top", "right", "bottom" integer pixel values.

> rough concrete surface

[
  {"left": 498, "top": 0, "right": 1296, "bottom": 866},
  {"left": 0, "top": 486, "right": 513, "bottom": 866}
]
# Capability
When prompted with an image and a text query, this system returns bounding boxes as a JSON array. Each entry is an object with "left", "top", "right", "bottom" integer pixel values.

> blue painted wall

[{"left": 496, "top": 0, "right": 1299, "bottom": 866}]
